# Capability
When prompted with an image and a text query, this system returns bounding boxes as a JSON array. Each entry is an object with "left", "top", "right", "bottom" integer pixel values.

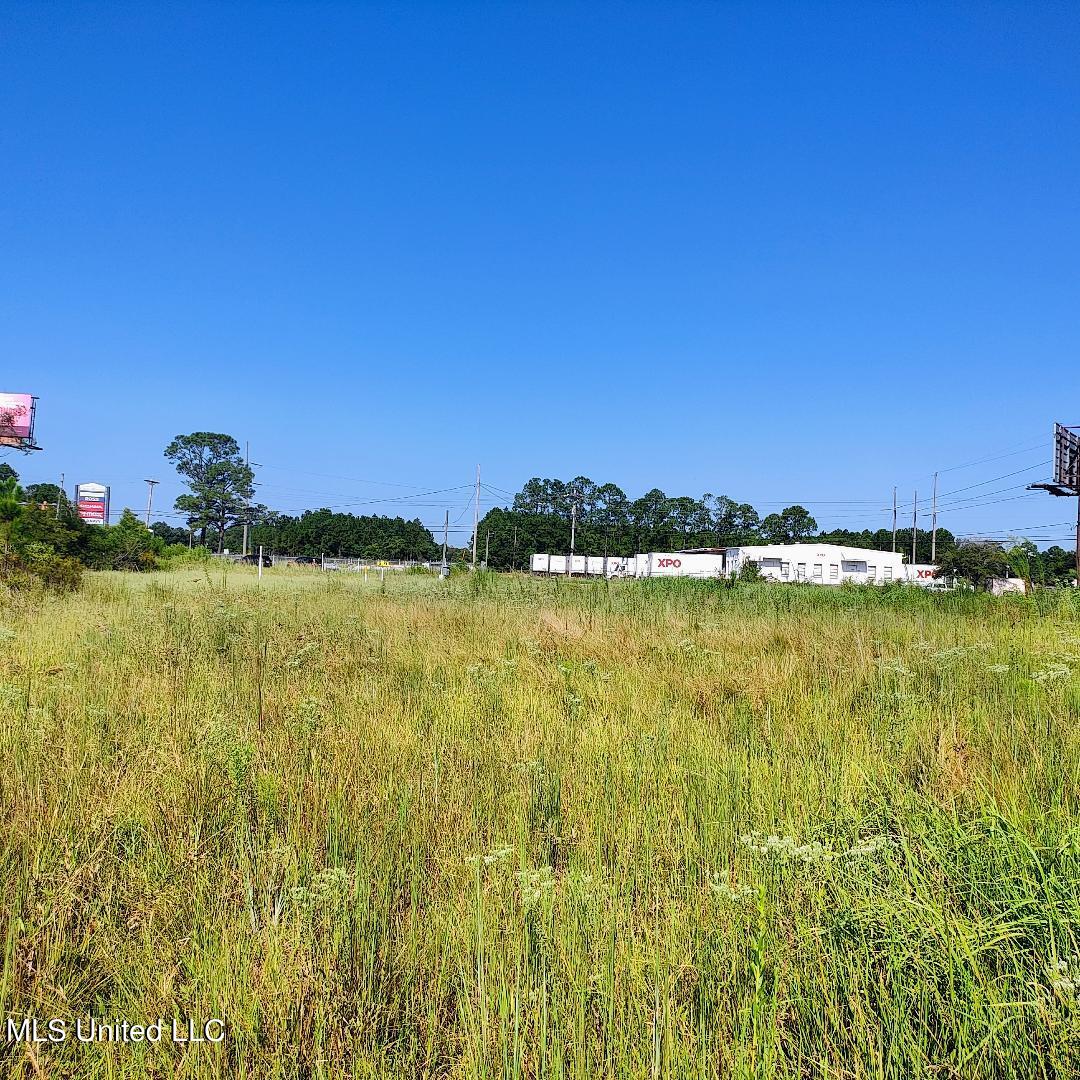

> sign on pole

[{"left": 76, "top": 483, "right": 110, "bottom": 525}]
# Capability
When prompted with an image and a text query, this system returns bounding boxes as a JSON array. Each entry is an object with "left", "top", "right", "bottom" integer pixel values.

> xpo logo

[
  {"left": 656, "top": 558, "right": 682, "bottom": 568},
  {"left": 916, "top": 569, "right": 935, "bottom": 579}
]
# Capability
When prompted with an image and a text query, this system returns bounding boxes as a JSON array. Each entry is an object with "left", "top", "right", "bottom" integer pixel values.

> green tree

[
  {"left": 761, "top": 505, "right": 818, "bottom": 543},
  {"left": 0, "top": 477, "right": 84, "bottom": 591},
  {"left": 0, "top": 463, "right": 18, "bottom": 483},
  {"left": 89, "top": 510, "right": 163, "bottom": 570},
  {"left": 150, "top": 521, "right": 191, "bottom": 546},
  {"left": 1036, "top": 545, "right": 1078, "bottom": 585},
  {"left": 0, "top": 476, "right": 23, "bottom": 551},
  {"left": 165, "top": 432, "right": 254, "bottom": 552},
  {"left": 935, "top": 542, "right": 1010, "bottom": 589}
]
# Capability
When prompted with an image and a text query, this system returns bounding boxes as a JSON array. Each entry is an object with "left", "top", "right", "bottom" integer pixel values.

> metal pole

[
  {"left": 930, "top": 471, "right": 938, "bottom": 563},
  {"left": 892, "top": 487, "right": 897, "bottom": 553},
  {"left": 258, "top": 544, "right": 263, "bottom": 582},
  {"left": 911, "top": 489, "right": 918, "bottom": 565},
  {"left": 441, "top": 510, "right": 449, "bottom": 577},
  {"left": 56, "top": 473, "right": 64, "bottom": 519},
  {"left": 143, "top": 479, "right": 158, "bottom": 527},
  {"left": 1075, "top": 494, "right": 1080, "bottom": 588},
  {"left": 471, "top": 464, "right": 480, "bottom": 570},
  {"left": 569, "top": 491, "right": 577, "bottom": 576},
  {"left": 242, "top": 441, "right": 250, "bottom": 557}
]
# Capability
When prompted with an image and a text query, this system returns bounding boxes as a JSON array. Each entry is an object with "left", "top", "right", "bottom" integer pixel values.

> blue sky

[{"left": 3, "top": 2, "right": 1078, "bottom": 545}]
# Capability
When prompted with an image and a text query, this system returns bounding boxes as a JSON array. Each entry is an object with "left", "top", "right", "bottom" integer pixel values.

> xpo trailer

[{"left": 634, "top": 552, "right": 727, "bottom": 579}]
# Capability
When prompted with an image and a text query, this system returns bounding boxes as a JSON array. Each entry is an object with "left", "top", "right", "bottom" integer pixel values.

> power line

[
  {"left": 257, "top": 462, "right": 437, "bottom": 489},
  {"left": 934, "top": 437, "right": 1049, "bottom": 475},
  {"left": 889, "top": 462, "right": 1050, "bottom": 511}
]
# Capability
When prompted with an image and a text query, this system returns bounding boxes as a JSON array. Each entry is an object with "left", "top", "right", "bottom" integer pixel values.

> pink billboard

[{"left": 0, "top": 393, "right": 34, "bottom": 445}]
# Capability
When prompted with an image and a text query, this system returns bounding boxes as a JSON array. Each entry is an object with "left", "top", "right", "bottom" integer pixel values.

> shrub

[{"left": 0, "top": 548, "right": 83, "bottom": 592}]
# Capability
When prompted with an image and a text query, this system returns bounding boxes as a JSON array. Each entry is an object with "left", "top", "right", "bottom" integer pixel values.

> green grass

[{"left": 1, "top": 568, "right": 1079, "bottom": 1078}]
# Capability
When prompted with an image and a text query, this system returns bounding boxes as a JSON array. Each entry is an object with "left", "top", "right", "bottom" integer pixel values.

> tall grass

[{"left": 1, "top": 570, "right": 1078, "bottom": 1078}]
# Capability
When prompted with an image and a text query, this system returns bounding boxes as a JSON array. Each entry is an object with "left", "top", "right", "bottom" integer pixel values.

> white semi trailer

[{"left": 634, "top": 552, "right": 727, "bottom": 578}]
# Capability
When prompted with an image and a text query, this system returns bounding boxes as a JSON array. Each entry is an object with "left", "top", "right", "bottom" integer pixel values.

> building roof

[{"left": 729, "top": 542, "right": 906, "bottom": 562}]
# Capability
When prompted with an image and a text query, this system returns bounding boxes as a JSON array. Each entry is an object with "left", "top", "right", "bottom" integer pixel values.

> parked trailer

[
  {"left": 530, "top": 553, "right": 638, "bottom": 577},
  {"left": 634, "top": 552, "right": 727, "bottom": 578}
]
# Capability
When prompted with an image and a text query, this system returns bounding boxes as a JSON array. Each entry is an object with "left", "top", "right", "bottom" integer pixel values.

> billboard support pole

[
  {"left": 1028, "top": 423, "right": 1080, "bottom": 587},
  {"left": 143, "top": 479, "right": 158, "bottom": 527},
  {"left": 56, "top": 473, "right": 64, "bottom": 519}
]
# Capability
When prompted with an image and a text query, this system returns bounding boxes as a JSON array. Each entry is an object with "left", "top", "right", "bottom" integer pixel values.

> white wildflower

[
  {"left": 741, "top": 832, "right": 893, "bottom": 865},
  {"left": 467, "top": 845, "right": 514, "bottom": 868},
  {"left": 845, "top": 835, "right": 894, "bottom": 858},
  {"left": 708, "top": 877, "right": 755, "bottom": 902},
  {"left": 879, "top": 661, "right": 911, "bottom": 677},
  {"left": 517, "top": 866, "right": 555, "bottom": 908},
  {"left": 1032, "top": 665, "right": 1070, "bottom": 686},
  {"left": 1050, "top": 957, "right": 1078, "bottom": 995}
]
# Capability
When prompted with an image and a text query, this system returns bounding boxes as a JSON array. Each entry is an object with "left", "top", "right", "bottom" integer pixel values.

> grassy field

[{"left": 1, "top": 567, "right": 1079, "bottom": 1078}]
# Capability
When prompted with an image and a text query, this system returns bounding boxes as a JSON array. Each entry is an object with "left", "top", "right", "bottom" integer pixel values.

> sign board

[
  {"left": 76, "top": 483, "right": 110, "bottom": 525},
  {"left": 1053, "top": 423, "right": 1080, "bottom": 494},
  {"left": 0, "top": 393, "right": 38, "bottom": 450}
]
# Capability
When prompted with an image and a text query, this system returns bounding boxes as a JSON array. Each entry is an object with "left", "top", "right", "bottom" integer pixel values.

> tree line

[
  {"left": 151, "top": 510, "right": 439, "bottom": 561},
  {"left": 475, "top": 475, "right": 962, "bottom": 569}
]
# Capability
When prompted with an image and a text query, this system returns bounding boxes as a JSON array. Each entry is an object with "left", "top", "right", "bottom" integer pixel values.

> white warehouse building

[{"left": 725, "top": 544, "right": 910, "bottom": 585}]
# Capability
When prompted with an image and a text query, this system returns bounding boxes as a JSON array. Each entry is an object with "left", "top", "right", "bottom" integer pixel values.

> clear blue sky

[{"left": 3, "top": 2, "right": 1078, "bottom": 545}]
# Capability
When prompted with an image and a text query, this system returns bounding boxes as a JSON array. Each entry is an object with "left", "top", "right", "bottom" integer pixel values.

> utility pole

[
  {"left": 484, "top": 530, "right": 490, "bottom": 568},
  {"left": 569, "top": 488, "right": 578, "bottom": 577},
  {"left": 441, "top": 510, "right": 449, "bottom": 578},
  {"left": 512, "top": 526, "right": 518, "bottom": 572},
  {"left": 930, "top": 471, "right": 939, "bottom": 564},
  {"left": 242, "top": 441, "right": 250, "bottom": 557},
  {"left": 911, "top": 489, "right": 918, "bottom": 565},
  {"left": 55, "top": 473, "right": 64, "bottom": 519},
  {"left": 891, "top": 487, "right": 897, "bottom": 552},
  {"left": 471, "top": 464, "right": 480, "bottom": 570},
  {"left": 143, "top": 479, "right": 159, "bottom": 528}
]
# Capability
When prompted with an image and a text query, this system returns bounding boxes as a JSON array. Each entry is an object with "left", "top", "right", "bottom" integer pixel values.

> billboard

[
  {"left": 76, "top": 483, "right": 110, "bottom": 525},
  {"left": 1053, "top": 423, "right": 1080, "bottom": 494},
  {"left": 0, "top": 393, "right": 38, "bottom": 449}
]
